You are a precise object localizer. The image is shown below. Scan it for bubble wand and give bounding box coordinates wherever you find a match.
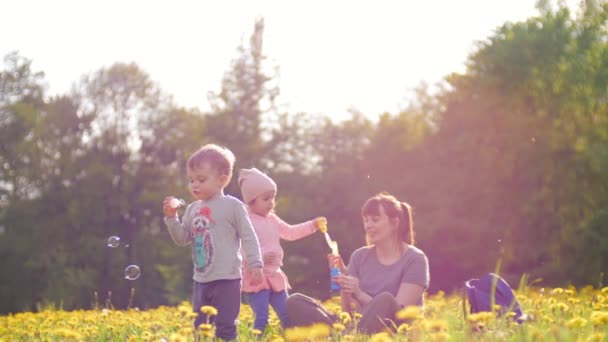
[318,220,341,291]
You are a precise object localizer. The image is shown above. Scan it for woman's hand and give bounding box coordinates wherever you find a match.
[327,254,347,274]
[334,274,361,297]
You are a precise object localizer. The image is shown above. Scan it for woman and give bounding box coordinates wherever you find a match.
[285,192,430,334]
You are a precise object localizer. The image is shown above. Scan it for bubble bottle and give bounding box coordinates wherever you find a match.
[328,240,341,292]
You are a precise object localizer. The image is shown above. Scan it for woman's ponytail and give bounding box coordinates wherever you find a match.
[400,202,415,245]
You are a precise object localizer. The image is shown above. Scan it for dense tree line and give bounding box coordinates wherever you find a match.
[1,2,606,313]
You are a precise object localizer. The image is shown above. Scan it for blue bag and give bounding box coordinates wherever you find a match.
[464,273,526,323]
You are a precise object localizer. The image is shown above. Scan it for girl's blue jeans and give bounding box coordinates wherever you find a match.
[246,289,289,332]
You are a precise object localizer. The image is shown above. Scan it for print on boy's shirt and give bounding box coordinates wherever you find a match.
[192,207,215,273]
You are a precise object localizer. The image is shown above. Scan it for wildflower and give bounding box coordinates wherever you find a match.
[252,329,262,336]
[429,332,450,342]
[600,287,608,295]
[339,311,352,325]
[169,332,187,342]
[332,323,346,332]
[200,305,218,316]
[177,305,190,316]
[567,297,581,305]
[467,312,495,324]
[424,319,449,332]
[551,302,570,312]
[186,312,198,319]
[396,305,422,321]
[587,333,606,342]
[369,331,394,342]
[397,323,410,334]
[590,311,608,326]
[551,288,564,295]
[565,317,587,328]
[342,335,356,341]
[198,323,213,332]
[284,323,330,342]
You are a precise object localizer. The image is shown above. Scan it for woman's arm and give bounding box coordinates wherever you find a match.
[394,283,425,308]
[335,274,374,307]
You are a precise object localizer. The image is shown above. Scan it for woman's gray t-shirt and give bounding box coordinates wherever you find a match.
[347,245,430,305]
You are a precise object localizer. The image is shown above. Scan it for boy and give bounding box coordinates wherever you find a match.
[163,144,263,341]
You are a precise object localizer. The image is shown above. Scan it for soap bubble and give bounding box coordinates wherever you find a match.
[124,265,141,280]
[169,198,186,208]
[107,236,120,248]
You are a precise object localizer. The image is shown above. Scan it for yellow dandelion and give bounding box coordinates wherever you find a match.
[353,312,363,319]
[186,312,198,319]
[551,302,570,312]
[565,317,587,329]
[551,287,564,295]
[284,326,311,342]
[169,332,187,342]
[343,335,356,341]
[369,331,394,342]
[177,305,190,316]
[200,305,218,316]
[269,337,285,342]
[396,305,422,321]
[590,311,608,326]
[424,319,449,332]
[587,333,606,342]
[198,323,213,332]
[252,329,262,336]
[339,311,352,325]
[397,323,410,334]
[600,287,608,295]
[284,323,331,341]
[429,332,450,342]
[467,311,495,324]
[332,323,346,332]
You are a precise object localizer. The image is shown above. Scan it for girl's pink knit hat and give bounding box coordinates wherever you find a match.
[238,168,277,204]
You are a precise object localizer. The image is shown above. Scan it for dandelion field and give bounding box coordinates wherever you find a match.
[2,285,608,342]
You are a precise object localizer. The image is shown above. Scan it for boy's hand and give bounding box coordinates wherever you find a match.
[249,268,263,286]
[315,217,328,233]
[163,196,178,218]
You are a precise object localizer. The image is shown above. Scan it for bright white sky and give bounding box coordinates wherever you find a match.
[0,0,573,120]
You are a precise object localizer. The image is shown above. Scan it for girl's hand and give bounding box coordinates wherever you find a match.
[327,254,347,275]
[249,268,264,286]
[163,196,178,218]
[315,217,328,233]
[334,274,361,297]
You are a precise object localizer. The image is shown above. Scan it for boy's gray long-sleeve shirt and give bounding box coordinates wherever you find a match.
[164,193,262,283]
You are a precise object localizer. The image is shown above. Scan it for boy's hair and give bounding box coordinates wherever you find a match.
[187,144,235,181]
[361,192,415,245]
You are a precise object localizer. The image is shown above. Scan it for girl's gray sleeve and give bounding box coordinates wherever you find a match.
[163,205,192,246]
[234,202,262,269]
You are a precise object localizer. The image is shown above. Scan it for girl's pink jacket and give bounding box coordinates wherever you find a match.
[242,210,317,293]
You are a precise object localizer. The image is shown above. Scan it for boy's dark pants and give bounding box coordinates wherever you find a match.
[193,279,241,341]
